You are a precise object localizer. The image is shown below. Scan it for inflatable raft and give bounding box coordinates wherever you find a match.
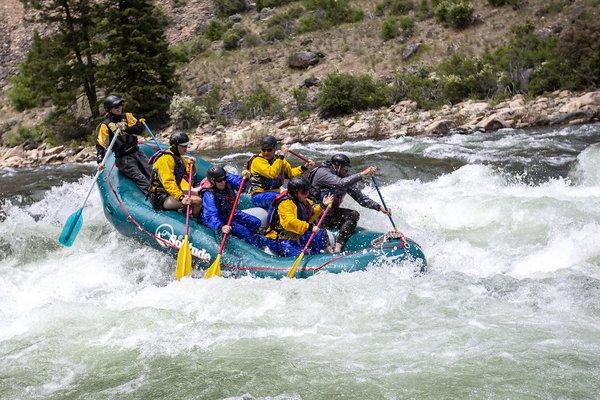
[96,142,427,278]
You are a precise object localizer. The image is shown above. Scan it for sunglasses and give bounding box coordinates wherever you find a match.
[297,189,309,195]
[262,148,274,152]
[214,177,226,183]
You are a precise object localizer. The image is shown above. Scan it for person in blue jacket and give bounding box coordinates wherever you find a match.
[200,166,265,248]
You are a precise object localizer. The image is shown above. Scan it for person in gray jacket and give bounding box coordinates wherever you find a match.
[308,154,391,253]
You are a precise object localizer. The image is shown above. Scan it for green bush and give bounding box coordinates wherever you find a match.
[256,0,296,10]
[434,1,473,29]
[240,85,282,119]
[1,124,47,147]
[381,17,399,41]
[391,68,447,109]
[417,0,432,19]
[7,76,41,111]
[291,87,310,112]
[189,36,211,55]
[437,54,497,103]
[213,0,248,17]
[399,15,415,35]
[317,72,390,117]
[267,5,304,27]
[170,42,191,63]
[299,0,364,32]
[376,0,414,15]
[222,27,246,50]
[204,19,227,41]
[262,25,287,41]
[168,94,209,128]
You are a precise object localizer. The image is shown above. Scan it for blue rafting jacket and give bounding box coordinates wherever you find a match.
[201,173,244,230]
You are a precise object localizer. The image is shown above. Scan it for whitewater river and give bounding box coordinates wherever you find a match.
[1,124,599,399]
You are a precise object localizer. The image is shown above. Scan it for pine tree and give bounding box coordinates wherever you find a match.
[19,0,101,117]
[99,0,178,120]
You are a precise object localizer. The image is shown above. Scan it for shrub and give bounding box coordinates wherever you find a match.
[222,27,246,50]
[399,15,415,36]
[299,0,364,32]
[376,0,414,15]
[297,14,320,33]
[189,36,211,55]
[204,19,227,41]
[240,85,282,119]
[417,0,432,19]
[1,124,47,147]
[256,0,296,10]
[434,0,473,29]
[267,5,304,28]
[213,0,248,17]
[381,17,399,41]
[291,87,310,112]
[391,68,447,109]
[168,94,209,128]
[262,25,287,41]
[437,54,497,103]
[7,77,40,111]
[317,72,390,117]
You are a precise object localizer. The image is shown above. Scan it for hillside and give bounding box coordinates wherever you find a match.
[0,0,599,167]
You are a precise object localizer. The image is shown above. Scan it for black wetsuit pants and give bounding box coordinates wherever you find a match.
[322,207,360,247]
[115,151,152,196]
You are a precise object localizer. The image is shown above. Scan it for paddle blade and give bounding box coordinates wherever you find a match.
[176,235,192,281]
[287,252,305,279]
[58,208,83,247]
[204,253,221,279]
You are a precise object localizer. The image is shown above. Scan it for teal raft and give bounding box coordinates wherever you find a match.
[96,142,427,278]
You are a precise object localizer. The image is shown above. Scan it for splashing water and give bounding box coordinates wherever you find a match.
[1,124,599,399]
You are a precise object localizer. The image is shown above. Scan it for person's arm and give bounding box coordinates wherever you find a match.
[251,156,284,179]
[347,185,380,210]
[124,113,144,136]
[226,172,243,190]
[314,168,363,190]
[278,200,310,236]
[202,192,225,231]
[308,201,323,223]
[285,160,305,178]
[154,156,184,200]
[96,123,110,163]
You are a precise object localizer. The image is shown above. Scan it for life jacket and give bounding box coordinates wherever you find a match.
[98,113,139,158]
[246,154,285,194]
[148,148,189,195]
[199,177,236,220]
[266,191,314,241]
[307,162,345,207]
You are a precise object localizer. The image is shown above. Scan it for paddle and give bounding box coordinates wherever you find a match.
[288,149,310,163]
[204,175,248,279]
[58,130,120,247]
[141,121,164,148]
[287,203,332,279]
[371,176,409,248]
[175,164,195,280]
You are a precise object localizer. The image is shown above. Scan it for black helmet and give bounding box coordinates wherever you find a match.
[331,154,350,167]
[103,95,124,111]
[207,166,227,184]
[169,132,190,147]
[261,135,278,150]
[287,177,311,197]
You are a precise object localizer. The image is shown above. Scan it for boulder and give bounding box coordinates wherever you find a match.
[276,119,291,129]
[402,43,421,61]
[476,114,510,131]
[559,91,600,114]
[288,51,321,69]
[347,122,369,134]
[459,101,490,116]
[45,145,65,157]
[1,145,24,161]
[228,14,243,23]
[301,76,320,88]
[426,119,452,135]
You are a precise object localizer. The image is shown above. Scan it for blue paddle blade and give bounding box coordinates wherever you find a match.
[58,208,83,247]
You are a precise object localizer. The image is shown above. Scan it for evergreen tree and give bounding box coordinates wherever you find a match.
[99,0,178,120]
[20,0,101,118]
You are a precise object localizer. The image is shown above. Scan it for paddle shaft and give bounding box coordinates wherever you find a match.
[141,121,163,148]
[288,149,310,163]
[81,130,120,207]
[184,163,194,236]
[301,203,332,254]
[217,176,247,254]
[371,176,397,231]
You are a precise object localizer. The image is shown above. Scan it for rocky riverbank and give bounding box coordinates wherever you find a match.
[1,90,599,169]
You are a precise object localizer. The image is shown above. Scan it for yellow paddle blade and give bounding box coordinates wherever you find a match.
[287,252,305,279]
[204,253,222,279]
[176,235,191,281]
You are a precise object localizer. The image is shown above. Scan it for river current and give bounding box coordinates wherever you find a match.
[1,124,599,399]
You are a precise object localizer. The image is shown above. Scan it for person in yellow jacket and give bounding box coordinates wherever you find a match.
[264,177,334,257]
[96,95,152,195]
[148,132,201,216]
[246,135,314,210]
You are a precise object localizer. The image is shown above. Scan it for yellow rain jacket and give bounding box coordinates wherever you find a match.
[150,149,194,201]
[265,195,323,240]
[247,155,305,194]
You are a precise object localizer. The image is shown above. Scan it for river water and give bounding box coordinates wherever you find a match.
[1,124,599,399]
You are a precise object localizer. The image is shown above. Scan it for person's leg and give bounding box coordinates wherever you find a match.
[305,229,326,254]
[162,196,184,210]
[134,151,152,180]
[230,220,266,248]
[115,153,151,195]
[234,211,261,233]
[277,239,303,257]
[321,207,359,252]
[251,191,278,210]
